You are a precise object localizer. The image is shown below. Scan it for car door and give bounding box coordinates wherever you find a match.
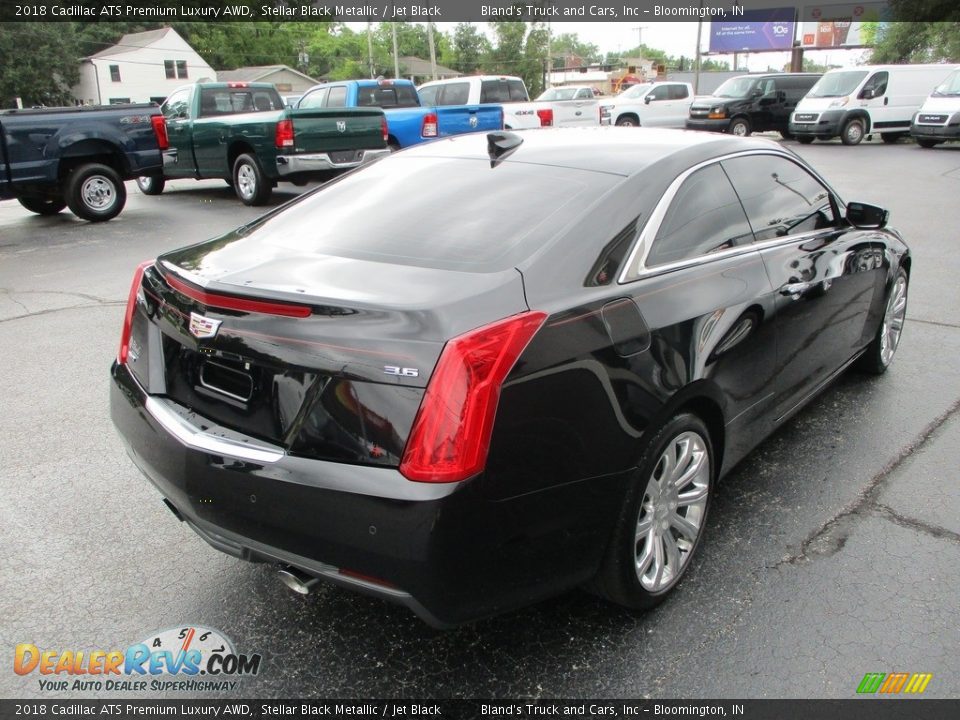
[639,84,674,126]
[722,153,889,422]
[857,71,891,127]
[665,84,692,127]
[160,88,195,179]
[619,161,780,468]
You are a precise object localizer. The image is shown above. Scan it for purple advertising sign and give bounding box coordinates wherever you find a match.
[709,8,797,53]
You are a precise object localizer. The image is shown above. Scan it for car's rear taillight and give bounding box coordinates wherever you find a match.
[275,118,294,148]
[381,116,389,144]
[118,260,154,364]
[400,311,547,483]
[150,115,169,151]
[536,108,553,127]
[421,112,438,138]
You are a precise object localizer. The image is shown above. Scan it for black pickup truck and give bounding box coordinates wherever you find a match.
[0,104,166,221]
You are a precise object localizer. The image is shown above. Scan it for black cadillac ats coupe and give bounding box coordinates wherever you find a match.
[111,127,910,626]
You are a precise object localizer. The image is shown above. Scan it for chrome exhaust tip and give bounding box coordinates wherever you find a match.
[277,567,320,595]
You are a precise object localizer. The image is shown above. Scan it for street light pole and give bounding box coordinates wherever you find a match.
[391,17,400,79]
[366,21,375,79]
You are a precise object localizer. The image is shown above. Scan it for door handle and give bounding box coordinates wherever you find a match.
[884,97,889,105]
[780,282,814,297]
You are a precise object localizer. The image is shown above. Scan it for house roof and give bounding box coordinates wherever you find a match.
[216,65,319,85]
[397,56,461,78]
[89,28,173,58]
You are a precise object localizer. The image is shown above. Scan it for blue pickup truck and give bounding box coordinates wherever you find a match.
[0,104,166,221]
[296,79,503,150]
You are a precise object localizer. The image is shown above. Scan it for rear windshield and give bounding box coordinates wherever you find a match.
[357,84,419,108]
[247,156,618,273]
[807,71,869,98]
[198,88,283,116]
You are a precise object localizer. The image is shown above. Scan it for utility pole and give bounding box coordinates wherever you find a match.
[694,11,703,94]
[366,21,375,79]
[391,18,400,79]
[632,25,648,54]
[427,20,437,80]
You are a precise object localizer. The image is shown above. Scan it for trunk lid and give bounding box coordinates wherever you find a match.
[435,105,504,136]
[286,107,386,155]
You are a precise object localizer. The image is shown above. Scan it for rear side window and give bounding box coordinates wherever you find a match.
[480,79,528,103]
[645,163,754,268]
[439,82,470,106]
[722,155,835,242]
[668,85,689,100]
[327,86,348,108]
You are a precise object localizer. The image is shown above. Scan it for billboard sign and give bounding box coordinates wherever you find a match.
[800,3,888,47]
[709,8,797,53]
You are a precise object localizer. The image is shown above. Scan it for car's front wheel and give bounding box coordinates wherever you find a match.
[857,267,908,375]
[917,138,940,149]
[841,118,865,145]
[615,115,639,127]
[728,117,751,137]
[593,413,713,610]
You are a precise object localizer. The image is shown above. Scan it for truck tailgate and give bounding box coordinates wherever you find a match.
[436,105,504,137]
[288,107,386,154]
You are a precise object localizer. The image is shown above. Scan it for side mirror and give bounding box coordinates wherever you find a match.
[847,201,889,229]
[644,95,652,104]
[862,88,876,100]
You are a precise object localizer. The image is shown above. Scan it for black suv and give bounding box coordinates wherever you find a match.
[686,73,821,137]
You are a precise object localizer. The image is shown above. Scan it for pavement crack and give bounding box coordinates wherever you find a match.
[873,503,960,544]
[0,301,124,324]
[909,317,960,330]
[772,395,960,568]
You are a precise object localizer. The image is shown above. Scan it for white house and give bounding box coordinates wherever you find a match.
[72,27,216,106]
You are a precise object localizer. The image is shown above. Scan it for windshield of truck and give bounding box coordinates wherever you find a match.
[932,70,960,97]
[537,88,580,101]
[806,71,869,98]
[713,77,758,99]
[620,84,653,99]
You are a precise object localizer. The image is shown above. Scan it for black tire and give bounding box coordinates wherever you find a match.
[136,175,165,195]
[232,153,272,206]
[224,178,235,188]
[64,162,126,222]
[592,413,714,611]
[841,118,865,145]
[17,195,66,216]
[881,132,905,144]
[917,138,940,149]
[856,268,908,375]
[796,136,815,144]
[615,115,639,127]
[727,117,751,137]
[779,130,794,140]
[387,141,401,153]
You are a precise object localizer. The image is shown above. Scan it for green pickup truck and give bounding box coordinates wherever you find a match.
[139,82,389,205]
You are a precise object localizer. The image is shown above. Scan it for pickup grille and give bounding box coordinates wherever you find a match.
[917,114,948,125]
[793,113,818,123]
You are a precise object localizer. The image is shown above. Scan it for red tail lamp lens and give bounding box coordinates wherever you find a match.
[118,260,154,364]
[400,311,547,483]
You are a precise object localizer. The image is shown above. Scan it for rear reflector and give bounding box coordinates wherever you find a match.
[421,112,438,138]
[118,260,154,364]
[400,311,547,483]
[163,273,312,319]
[150,115,169,151]
[536,108,553,127]
[275,118,294,148]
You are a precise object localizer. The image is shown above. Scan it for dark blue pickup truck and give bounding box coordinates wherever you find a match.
[0,104,166,221]
[296,79,503,150]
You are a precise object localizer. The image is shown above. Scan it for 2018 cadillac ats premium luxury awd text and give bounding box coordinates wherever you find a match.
[111,128,910,626]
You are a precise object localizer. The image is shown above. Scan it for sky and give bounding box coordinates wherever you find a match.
[346,21,869,71]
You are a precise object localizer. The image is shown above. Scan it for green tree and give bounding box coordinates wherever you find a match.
[550,32,602,67]
[868,21,960,63]
[450,23,491,73]
[0,23,80,106]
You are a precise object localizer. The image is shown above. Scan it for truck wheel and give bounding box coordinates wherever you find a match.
[727,117,751,137]
[917,138,940,149]
[136,175,165,195]
[65,163,126,222]
[796,136,815,144]
[615,115,639,127]
[841,118,865,145]
[17,195,67,216]
[232,153,272,206]
[881,132,905,144]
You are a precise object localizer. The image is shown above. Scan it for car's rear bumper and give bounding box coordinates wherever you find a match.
[110,362,625,625]
[275,148,389,176]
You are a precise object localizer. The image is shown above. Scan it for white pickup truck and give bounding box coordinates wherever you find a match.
[604,81,695,128]
[417,75,604,130]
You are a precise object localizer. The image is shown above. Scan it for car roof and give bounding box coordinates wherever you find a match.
[402,127,785,177]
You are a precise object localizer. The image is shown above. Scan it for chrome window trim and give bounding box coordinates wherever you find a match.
[618,149,843,284]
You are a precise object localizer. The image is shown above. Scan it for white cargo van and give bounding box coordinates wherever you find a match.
[911,68,960,148]
[789,64,960,145]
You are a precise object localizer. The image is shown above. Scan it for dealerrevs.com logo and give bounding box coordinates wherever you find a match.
[14,626,262,693]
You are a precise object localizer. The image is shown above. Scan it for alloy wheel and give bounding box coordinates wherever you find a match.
[880,275,908,367]
[237,164,257,200]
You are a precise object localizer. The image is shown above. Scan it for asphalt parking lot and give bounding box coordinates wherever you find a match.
[2,138,959,700]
